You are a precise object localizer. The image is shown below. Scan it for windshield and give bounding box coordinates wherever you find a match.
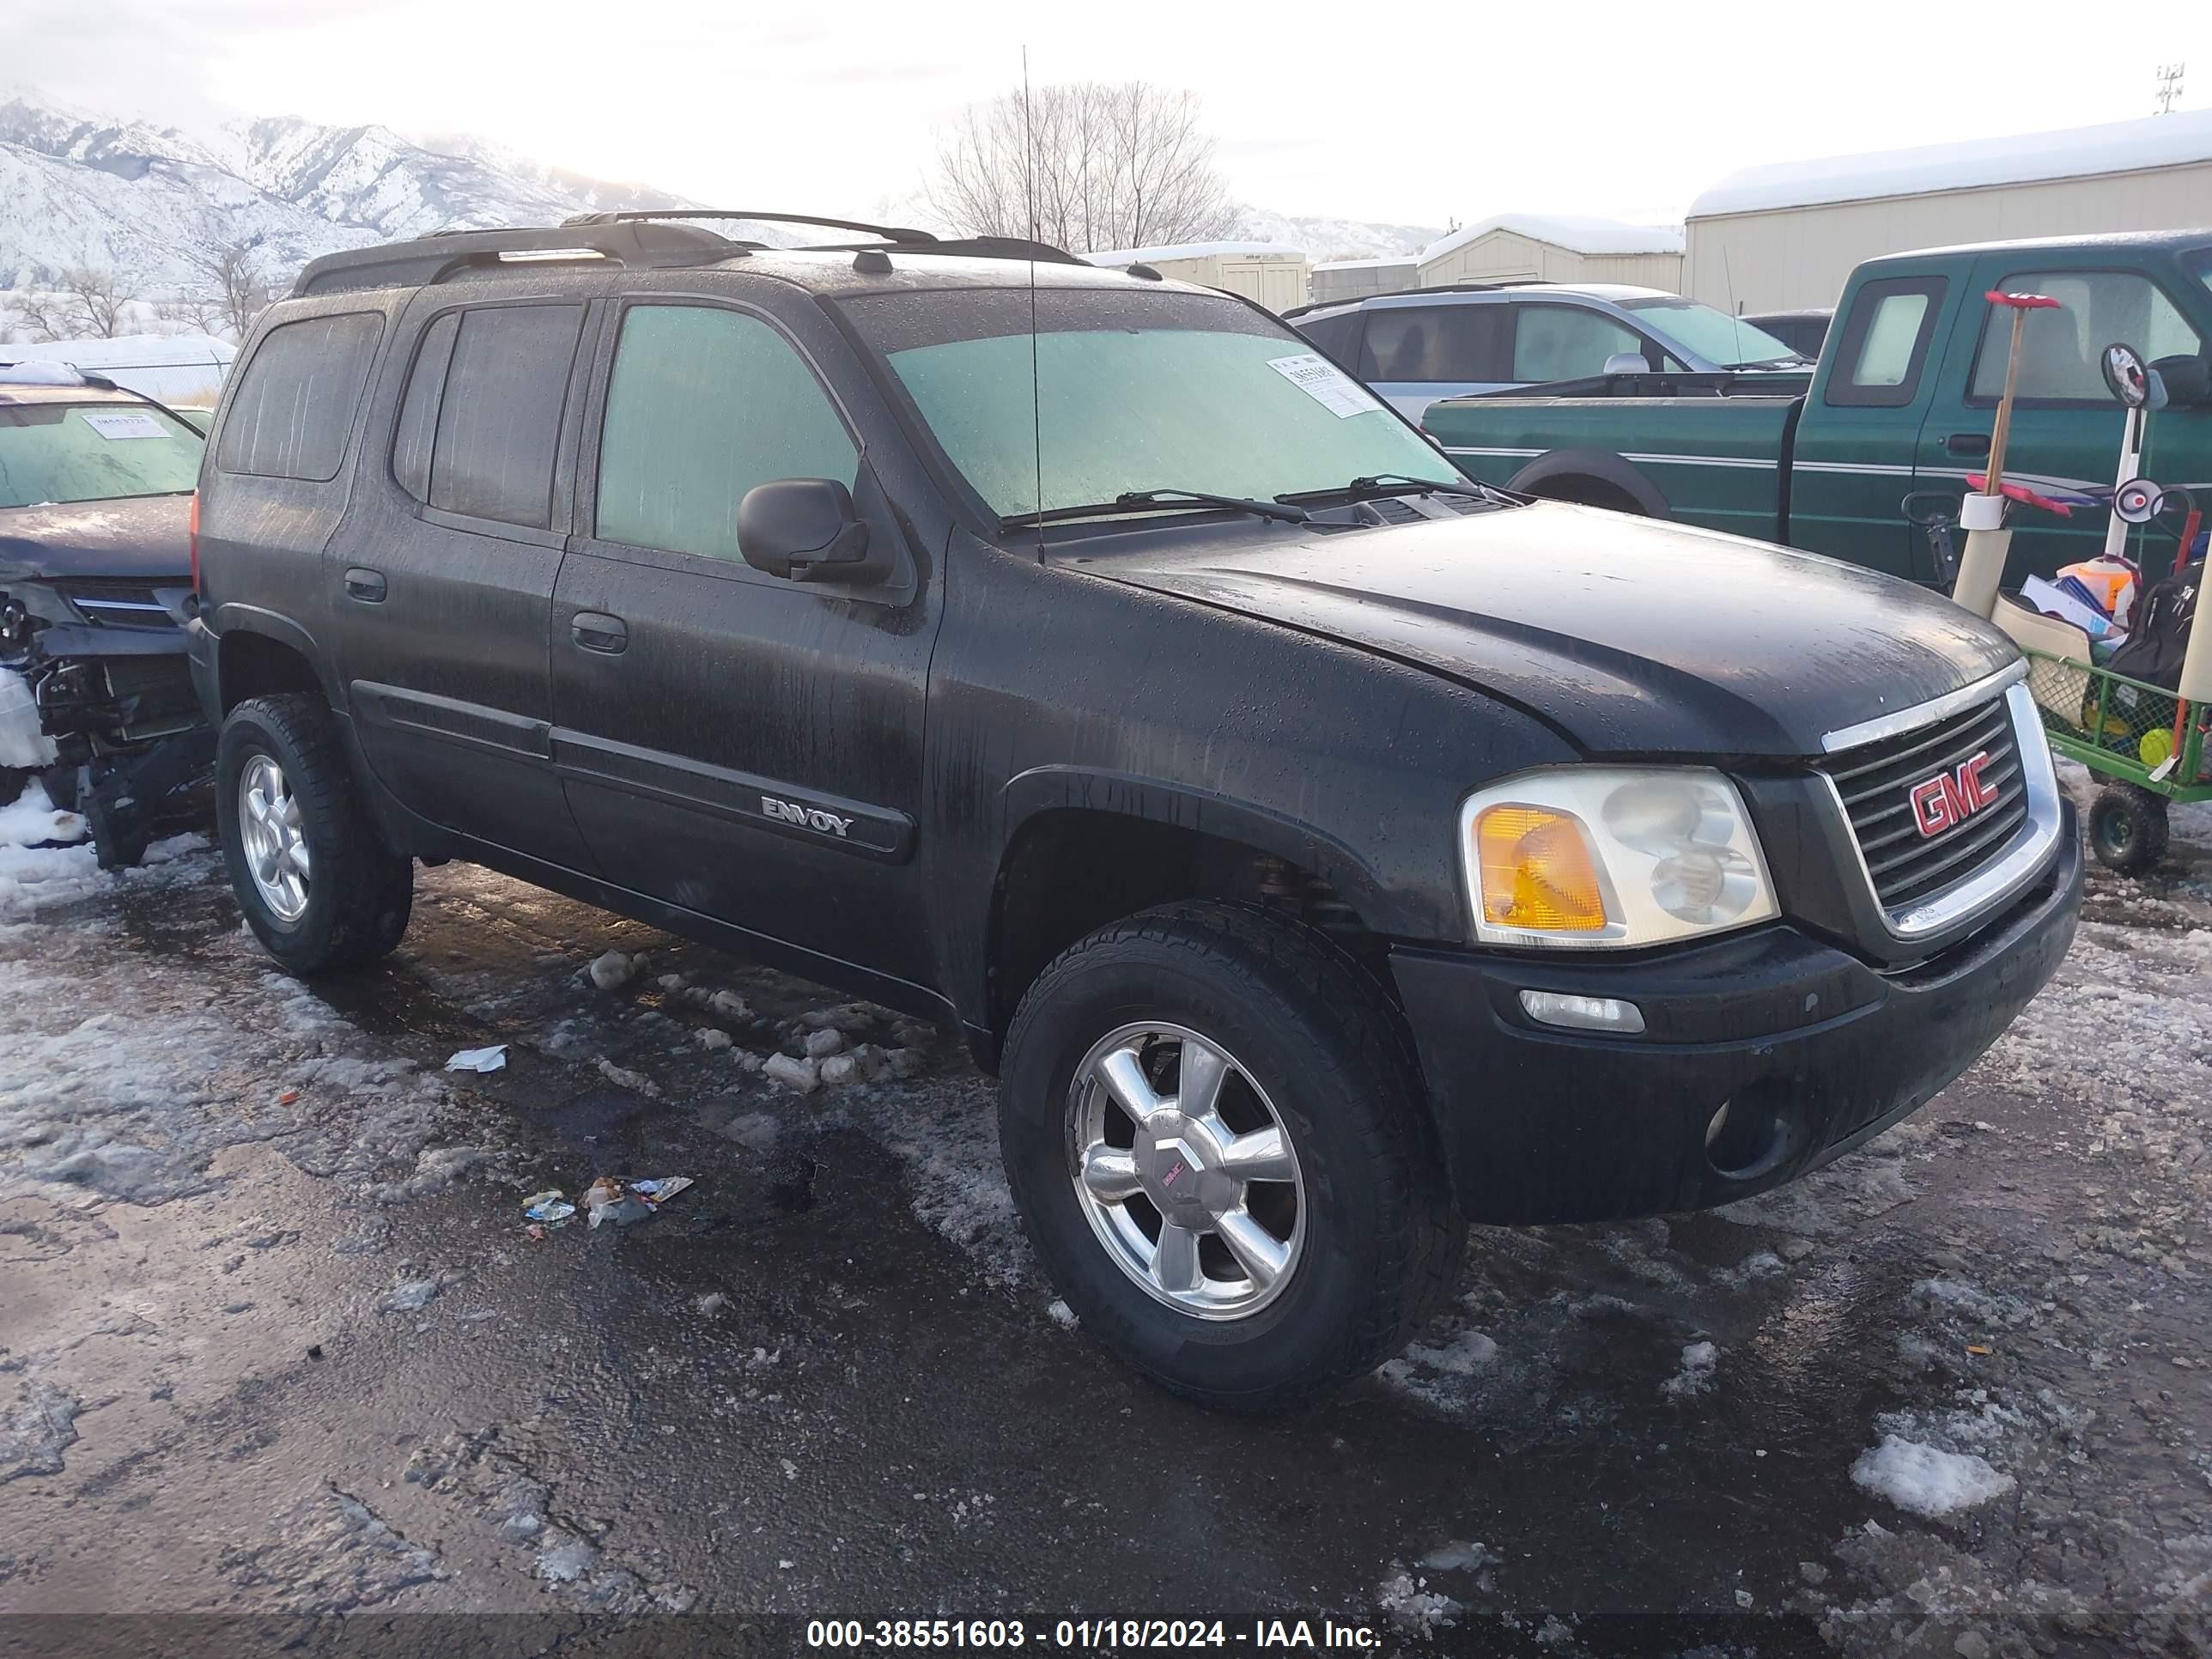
[1618,298,1803,368]
[842,288,1464,520]
[0,402,204,509]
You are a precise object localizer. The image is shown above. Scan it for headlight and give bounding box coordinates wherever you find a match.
[1460,768,1778,949]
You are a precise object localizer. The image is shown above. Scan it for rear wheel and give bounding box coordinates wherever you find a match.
[2087,782,2168,875]
[216,694,412,974]
[1000,902,1462,1412]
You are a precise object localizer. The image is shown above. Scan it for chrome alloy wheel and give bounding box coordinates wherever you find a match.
[1066,1022,1306,1320]
[238,754,311,922]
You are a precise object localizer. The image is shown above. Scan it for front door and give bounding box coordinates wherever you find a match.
[1931,258,2212,586]
[549,296,941,993]
[327,294,599,870]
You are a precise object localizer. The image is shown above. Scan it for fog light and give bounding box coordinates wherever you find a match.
[1518,988,1645,1035]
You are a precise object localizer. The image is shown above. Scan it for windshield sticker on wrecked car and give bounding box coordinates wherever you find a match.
[79,411,169,441]
[1266,352,1385,419]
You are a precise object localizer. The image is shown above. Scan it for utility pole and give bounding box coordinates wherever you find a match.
[2155,63,2185,115]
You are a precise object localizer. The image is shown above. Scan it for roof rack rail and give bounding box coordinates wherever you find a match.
[564,209,940,244]
[292,220,739,297]
[562,211,1087,266]
[1284,278,1562,319]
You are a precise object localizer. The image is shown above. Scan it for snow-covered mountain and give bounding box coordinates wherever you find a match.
[0,92,700,296]
[1231,209,1441,263]
[0,90,1444,306]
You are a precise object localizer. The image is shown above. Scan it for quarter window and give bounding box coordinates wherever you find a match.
[1510,306,1644,383]
[216,312,381,482]
[1824,276,1948,408]
[595,305,857,562]
[426,304,583,528]
[1970,270,2203,402]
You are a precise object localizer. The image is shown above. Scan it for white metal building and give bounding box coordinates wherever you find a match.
[1685,108,2212,313]
[1083,241,1311,312]
[1414,215,1684,291]
[1309,256,1419,307]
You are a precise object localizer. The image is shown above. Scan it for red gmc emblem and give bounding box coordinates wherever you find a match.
[1909,751,1999,838]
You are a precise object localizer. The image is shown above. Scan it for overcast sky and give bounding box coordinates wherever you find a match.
[10,0,2211,229]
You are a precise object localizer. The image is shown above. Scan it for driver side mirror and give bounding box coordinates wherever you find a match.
[2151,354,2212,408]
[736,477,886,583]
[1601,352,1648,377]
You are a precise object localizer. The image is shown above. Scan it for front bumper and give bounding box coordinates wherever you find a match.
[1390,808,2081,1224]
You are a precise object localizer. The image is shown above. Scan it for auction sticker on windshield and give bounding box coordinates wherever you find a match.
[80,411,168,441]
[1267,351,1383,418]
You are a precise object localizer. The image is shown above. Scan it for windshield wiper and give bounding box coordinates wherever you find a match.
[1278,472,1516,509]
[1007,488,1310,530]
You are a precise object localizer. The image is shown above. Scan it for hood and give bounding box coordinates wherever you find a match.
[0,495,192,583]
[1077,503,2019,757]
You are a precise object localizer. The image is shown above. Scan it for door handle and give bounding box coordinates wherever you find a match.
[343,567,387,603]
[1944,432,1991,458]
[570,611,628,654]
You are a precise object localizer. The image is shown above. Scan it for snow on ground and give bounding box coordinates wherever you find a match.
[1850,1437,2015,1520]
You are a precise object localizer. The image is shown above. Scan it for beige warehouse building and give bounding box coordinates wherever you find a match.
[1685,108,2212,314]
[1083,241,1311,312]
[1413,214,1684,290]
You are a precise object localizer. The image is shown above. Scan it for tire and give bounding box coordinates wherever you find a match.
[2087,782,2168,876]
[1000,902,1462,1412]
[216,693,412,974]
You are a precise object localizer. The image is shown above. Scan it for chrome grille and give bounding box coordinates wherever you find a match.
[60,580,180,629]
[1825,696,2028,912]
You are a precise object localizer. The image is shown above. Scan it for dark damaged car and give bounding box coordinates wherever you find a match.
[187,216,2082,1409]
[0,367,212,864]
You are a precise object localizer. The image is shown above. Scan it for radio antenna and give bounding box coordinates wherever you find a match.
[1024,46,1043,562]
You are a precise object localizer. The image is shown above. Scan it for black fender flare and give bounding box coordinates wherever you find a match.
[1504,448,1671,518]
[208,603,345,711]
[995,765,1428,939]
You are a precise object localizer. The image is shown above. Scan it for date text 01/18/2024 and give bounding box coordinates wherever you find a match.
[804,1619,1382,1650]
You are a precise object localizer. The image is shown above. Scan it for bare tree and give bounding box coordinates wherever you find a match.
[927,82,1238,255]
[180,237,272,339]
[55,267,139,338]
[10,288,80,343]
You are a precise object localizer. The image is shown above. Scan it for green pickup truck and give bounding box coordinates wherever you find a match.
[1423,231,2212,586]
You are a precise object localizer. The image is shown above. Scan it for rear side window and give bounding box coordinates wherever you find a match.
[1297,310,1364,372]
[391,312,459,501]
[428,304,584,527]
[1968,270,2203,403]
[1825,277,1947,407]
[1510,305,1644,383]
[216,312,381,481]
[1358,305,1509,383]
[595,304,856,562]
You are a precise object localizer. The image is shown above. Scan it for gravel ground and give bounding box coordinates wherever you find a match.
[0,771,2207,1656]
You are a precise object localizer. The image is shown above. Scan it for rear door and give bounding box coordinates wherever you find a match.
[325,290,599,869]
[1935,258,2210,584]
[549,290,942,991]
[1358,301,1513,418]
[1790,271,1958,578]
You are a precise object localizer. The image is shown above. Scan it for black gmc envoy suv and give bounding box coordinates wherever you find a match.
[187,213,2082,1409]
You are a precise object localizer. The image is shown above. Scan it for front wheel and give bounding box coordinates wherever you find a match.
[216,694,413,974]
[2087,782,2168,875]
[1000,903,1462,1412]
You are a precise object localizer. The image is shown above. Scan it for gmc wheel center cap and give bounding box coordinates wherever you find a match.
[1136,1112,1231,1225]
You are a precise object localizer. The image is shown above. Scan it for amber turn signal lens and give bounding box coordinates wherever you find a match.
[1475,806,1609,932]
